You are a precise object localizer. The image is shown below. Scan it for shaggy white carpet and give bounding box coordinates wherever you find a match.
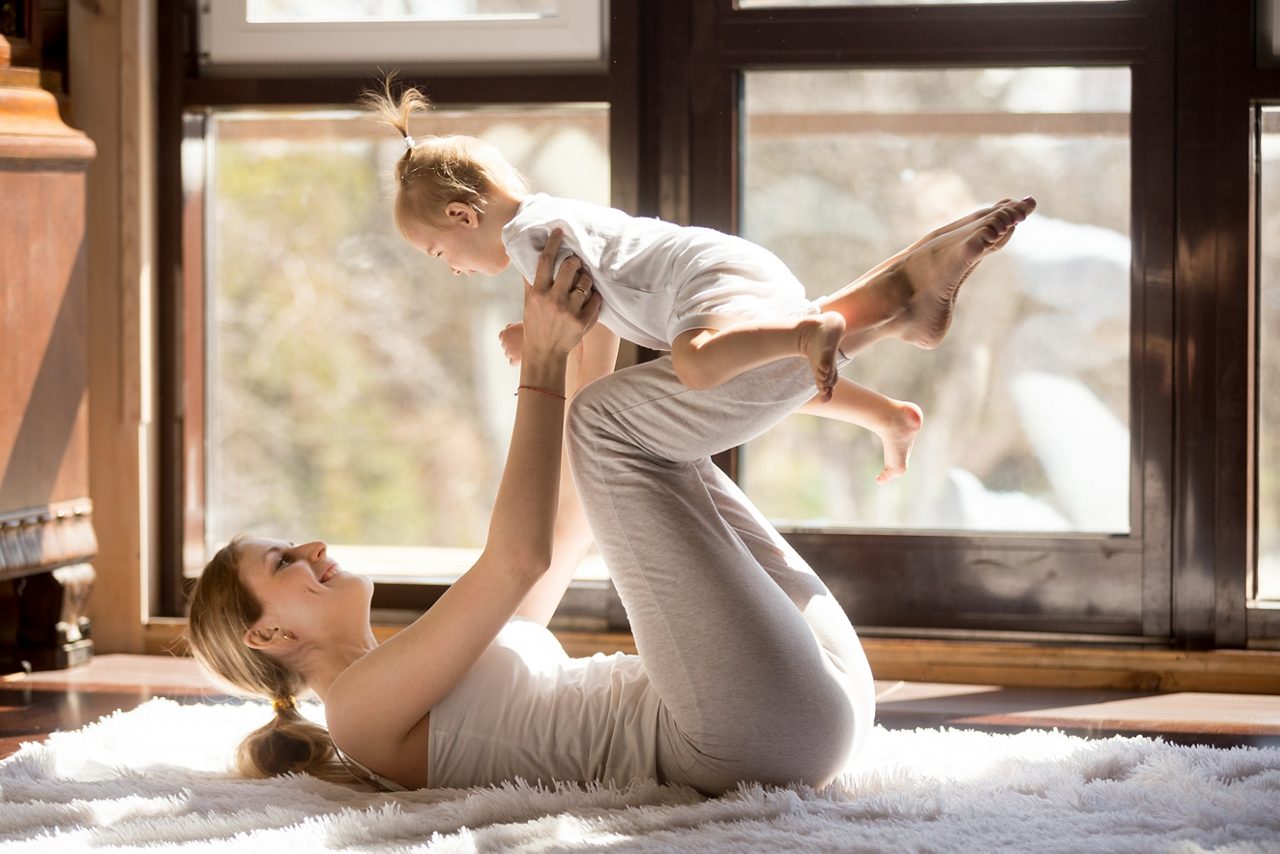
[1,699,1278,852]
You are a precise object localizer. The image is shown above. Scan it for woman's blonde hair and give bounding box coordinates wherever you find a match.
[185,536,357,786]
[362,75,529,235]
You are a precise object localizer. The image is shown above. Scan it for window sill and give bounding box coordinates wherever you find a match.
[143,619,1280,694]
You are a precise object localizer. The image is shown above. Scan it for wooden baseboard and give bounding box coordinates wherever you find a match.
[863,638,1280,694]
[142,620,1280,694]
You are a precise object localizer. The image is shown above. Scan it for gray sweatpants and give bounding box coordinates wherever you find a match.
[566,355,876,795]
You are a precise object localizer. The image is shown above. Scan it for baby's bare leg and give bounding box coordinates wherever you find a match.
[819,197,1036,358]
[671,312,846,400]
[799,376,923,484]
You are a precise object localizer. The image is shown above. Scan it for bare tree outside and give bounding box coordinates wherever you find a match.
[741,67,1131,534]
[202,106,608,575]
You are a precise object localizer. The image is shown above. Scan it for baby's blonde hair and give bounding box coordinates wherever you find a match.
[185,536,357,786]
[362,75,529,236]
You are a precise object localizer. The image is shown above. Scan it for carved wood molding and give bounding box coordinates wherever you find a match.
[0,32,92,162]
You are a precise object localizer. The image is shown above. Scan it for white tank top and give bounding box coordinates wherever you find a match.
[426,619,663,789]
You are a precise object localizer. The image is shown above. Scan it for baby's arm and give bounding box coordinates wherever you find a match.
[499,321,524,365]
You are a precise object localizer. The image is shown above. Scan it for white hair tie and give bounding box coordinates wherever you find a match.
[404,134,416,150]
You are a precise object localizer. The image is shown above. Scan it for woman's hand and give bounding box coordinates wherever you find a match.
[520,229,601,361]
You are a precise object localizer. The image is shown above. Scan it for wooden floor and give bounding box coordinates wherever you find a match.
[3,654,1280,761]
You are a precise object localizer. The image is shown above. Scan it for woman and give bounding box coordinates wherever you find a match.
[187,202,1028,793]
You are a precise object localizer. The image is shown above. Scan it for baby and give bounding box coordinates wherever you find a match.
[367,81,1035,483]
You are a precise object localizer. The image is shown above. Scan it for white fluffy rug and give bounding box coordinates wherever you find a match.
[1,699,1279,852]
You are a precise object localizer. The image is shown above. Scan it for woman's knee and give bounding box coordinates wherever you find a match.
[765,691,858,779]
[668,689,862,790]
[665,732,857,794]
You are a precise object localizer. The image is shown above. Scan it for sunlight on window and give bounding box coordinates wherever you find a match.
[197,106,608,576]
[1257,106,1280,601]
[738,0,1116,6]
[247,0,558,23]
[741,67,1131,534]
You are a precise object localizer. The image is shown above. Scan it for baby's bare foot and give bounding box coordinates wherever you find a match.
[875,400,923,484]
[798,312,846,402]
[894,196,1036,349]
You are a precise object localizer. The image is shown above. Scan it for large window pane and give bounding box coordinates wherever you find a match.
[738,0,1118,6]
[1258,106,1280,601]
[202,1,604,68]
[200,106,609,577]
[247,0,559,23]
[741,67,1130,533]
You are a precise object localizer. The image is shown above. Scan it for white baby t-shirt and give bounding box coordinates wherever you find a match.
[501,194,814,351]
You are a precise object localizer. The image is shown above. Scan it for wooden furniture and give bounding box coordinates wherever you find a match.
[0,32,97,671]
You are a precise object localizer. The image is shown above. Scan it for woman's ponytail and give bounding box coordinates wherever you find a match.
[236,699,345,782]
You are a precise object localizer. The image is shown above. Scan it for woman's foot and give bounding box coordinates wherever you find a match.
[875,400,924,484]
[829,197,1036,356]
[893,197,1036,349]
[797,312,847,402]
[841,198,1013,290]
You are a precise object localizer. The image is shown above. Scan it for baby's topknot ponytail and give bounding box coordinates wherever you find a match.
[362,73,530,234]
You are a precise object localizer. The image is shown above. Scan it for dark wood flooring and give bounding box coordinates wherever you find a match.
[3,655,1279,761]
[0,654,228,759]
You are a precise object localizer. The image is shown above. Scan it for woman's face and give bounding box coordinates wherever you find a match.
[235,537,373,644]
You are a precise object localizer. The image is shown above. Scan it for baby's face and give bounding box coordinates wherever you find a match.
[406,214,510,278]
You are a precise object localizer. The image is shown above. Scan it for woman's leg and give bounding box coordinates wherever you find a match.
[566,355,875,794]
[820,196,1036,356]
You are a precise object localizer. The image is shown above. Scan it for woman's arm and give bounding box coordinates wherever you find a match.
[327,231,601,743]
[514,321,620,625]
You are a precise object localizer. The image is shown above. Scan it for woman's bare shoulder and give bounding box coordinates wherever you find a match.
[327,683,431,790]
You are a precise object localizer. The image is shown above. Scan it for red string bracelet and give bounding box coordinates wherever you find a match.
[515,385,566,401]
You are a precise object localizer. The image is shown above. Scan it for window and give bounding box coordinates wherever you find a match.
[160,0,620,616]
[247,1,561,21]
[1258,105,1280,602]
[676,0,1174,638]
[192,105,610,582]
[198,0,607,69]
[162,1,1274,646]
[740,67,1131,534]
[738,0,1116,5]
[1262,0,1280,65]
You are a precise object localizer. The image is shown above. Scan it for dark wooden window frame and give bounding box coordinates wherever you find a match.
[654,0,1177,643]
[1171,0,1280,646]
[156,1,643,625]
[157,0,1278,648]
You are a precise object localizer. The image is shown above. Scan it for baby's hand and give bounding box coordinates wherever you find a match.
[499,321,524,366]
